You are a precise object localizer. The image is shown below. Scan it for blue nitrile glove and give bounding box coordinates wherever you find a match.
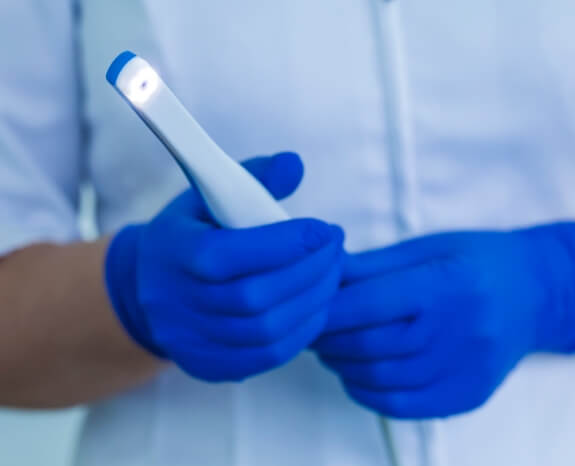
[313,223,575,419]
[105,152,345,382]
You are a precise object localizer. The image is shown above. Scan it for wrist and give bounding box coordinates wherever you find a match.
[105,225,166,358]
[518,223,575,353]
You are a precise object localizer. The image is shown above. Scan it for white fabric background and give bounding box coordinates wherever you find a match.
[0,409,84,466]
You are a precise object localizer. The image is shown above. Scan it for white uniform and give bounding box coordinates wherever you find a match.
[1,1,575,465]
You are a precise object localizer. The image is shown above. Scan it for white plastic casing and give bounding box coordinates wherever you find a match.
[112,55,290,229]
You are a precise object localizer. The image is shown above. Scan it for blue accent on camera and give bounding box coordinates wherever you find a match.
[106,51,137,86]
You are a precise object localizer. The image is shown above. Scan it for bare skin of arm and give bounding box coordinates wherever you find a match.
[0,239,164,409]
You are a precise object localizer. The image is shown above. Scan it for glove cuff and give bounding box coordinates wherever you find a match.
[519,223,575,353]
[105,225,166,358]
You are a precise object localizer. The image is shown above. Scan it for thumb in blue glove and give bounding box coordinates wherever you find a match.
[313,223,575,418]
[106,152,346,382]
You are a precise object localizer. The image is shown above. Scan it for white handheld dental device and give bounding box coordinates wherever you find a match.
[106,51,290,229]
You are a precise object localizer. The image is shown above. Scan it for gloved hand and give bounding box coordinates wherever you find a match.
[106,152,345,382]
[313,224,575,418]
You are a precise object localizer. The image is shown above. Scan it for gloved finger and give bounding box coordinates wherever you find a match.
[343,232,467,284]
[319,340,446,391]
[344,370,493,419]
[173,309,328,382]
[185,264,341,346]
[312,315,435,360]
[181,219,344,282]
[183,229,344,315]
[323,264,440,334]
[241,152,304,200]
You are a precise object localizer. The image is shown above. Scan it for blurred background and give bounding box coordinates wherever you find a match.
[0,409,84,465]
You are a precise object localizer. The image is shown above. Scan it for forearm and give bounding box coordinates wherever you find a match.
[0,239,163,409]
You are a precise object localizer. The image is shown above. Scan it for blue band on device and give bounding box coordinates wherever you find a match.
[106,51,136,86]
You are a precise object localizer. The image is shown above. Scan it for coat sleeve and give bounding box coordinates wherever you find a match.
[0,0,83,256]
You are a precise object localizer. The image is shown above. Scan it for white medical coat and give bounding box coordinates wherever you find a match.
[1,1,575,465]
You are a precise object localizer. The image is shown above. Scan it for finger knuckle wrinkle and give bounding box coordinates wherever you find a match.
[189,236,222,280]
[235,281,267,313]
[298,220,332,253]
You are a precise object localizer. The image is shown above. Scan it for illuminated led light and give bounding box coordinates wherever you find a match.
[125,67,160,105]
